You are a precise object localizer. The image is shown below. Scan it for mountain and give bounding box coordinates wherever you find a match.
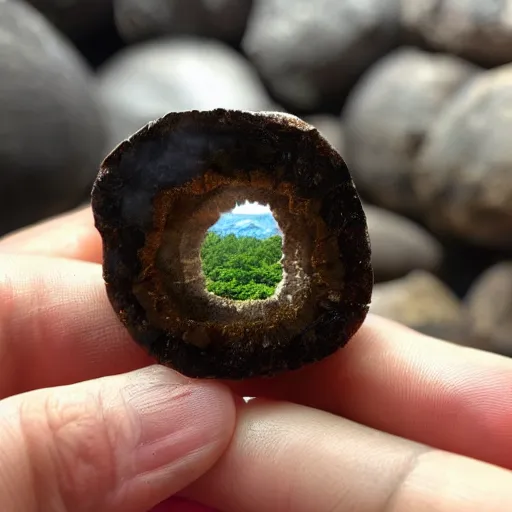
[208,212,281,239]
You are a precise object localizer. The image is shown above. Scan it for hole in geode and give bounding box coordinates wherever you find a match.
[150,185,312,324]
[200,200,284,301]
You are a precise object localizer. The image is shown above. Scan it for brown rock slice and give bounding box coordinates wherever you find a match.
[91,109,373,380]
[305,115,345,155]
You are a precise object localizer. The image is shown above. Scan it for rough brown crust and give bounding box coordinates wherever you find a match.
[91,109,373,379]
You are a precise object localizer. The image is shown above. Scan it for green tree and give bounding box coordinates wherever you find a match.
[200,232,283,300]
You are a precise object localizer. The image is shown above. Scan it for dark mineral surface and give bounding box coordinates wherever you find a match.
[92,109,373,379]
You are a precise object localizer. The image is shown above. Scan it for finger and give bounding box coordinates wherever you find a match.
[0,254,154,398]
[0,365,236,512]
[151,496,216,511]
[3,254,512,473]
[184,398,512,512]
[0,206,102,263]
[226,316,512,470]
[4,207,503,469]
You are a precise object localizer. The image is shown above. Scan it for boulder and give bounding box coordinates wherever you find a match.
[27,0,113,41]
[402,0,512,67]
[414,64,512,250]
[344,47,477,216]
[0,0,108,235]
[114,0,253,45]
[364,204,443,282]
[97,38,277,149]
[465,262,512,357]
[242,0,400,111]
[371,270,467,343]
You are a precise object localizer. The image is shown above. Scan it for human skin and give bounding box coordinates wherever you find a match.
[0,206,512,511]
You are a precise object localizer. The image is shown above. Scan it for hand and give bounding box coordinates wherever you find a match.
[2,207,512,512]
[0,208,235,512]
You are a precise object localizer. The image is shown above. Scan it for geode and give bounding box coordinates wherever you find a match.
[92,109,373,379]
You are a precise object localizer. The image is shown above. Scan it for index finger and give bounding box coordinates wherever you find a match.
[0,254,154,398]
[185,398,512,512]
[2,254,512,472]
[0,205,102,263]
[228,315,512,470]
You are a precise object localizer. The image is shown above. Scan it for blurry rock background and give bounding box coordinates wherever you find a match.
[0,0,510,354]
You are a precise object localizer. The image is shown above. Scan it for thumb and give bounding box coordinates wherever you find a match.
[0,365,236,512]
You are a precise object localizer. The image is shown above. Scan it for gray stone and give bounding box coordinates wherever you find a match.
[344,47,477,216]
[364,204,443,282]
[0,0,108,236]
[114,0,253,45]
[371,270,467,343]
[27,0,113,40]
[414,64,512,250]
[465,262,512,356]
[242,0,400,111]
[97,38,277,149]
[402,0,512,66]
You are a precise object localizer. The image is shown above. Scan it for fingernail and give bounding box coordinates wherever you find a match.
[123,366,232,476]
